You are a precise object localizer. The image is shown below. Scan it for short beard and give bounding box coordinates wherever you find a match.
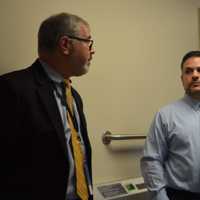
[186,88,200,100]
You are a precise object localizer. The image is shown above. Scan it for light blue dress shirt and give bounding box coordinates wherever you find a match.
[40,60,92,200]
[141,95,200,200]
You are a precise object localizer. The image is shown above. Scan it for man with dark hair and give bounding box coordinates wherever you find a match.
[0,12,95,200]
[141,51,200,200]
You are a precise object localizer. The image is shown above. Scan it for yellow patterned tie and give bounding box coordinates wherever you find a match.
[64,79,89,200]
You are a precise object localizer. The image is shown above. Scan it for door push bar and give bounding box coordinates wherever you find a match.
[102,131,146,145]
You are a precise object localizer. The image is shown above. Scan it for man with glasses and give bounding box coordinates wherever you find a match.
[0,12,95,200]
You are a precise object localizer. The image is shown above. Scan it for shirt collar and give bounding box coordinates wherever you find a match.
[39,59,64,84]
[184,94,200,111]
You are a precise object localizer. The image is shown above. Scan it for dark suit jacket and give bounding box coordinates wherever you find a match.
[0,60,92,200]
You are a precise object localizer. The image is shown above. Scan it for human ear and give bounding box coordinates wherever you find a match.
[58,36,71,55]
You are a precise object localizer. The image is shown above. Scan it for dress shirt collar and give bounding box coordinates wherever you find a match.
[39,59,64,84]
[184,94,200,111]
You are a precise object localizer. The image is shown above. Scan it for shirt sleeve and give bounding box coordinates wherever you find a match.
[140,111,169,200]
[150,188,169,200]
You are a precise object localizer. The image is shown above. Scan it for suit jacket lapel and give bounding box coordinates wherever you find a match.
[31,60,67,156]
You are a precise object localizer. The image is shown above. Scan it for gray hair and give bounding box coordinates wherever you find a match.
[38,12,89,53]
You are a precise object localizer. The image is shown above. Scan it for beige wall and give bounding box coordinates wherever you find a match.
[0,0,199,185]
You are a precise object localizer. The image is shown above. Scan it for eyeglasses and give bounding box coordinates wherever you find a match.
[66,35,94,50]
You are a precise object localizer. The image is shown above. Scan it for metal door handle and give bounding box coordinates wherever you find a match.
[102,131,146,145]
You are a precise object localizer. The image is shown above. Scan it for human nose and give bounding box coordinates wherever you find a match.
[192,69,200,81]
[90,46,95,55]
[90,48,95,55]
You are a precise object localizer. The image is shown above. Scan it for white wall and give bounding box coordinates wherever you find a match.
[0,0,199,185]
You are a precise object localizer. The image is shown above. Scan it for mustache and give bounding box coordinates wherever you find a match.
[188,81,200,87]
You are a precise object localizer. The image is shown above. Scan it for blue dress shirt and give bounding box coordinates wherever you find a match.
[141,95,200,200]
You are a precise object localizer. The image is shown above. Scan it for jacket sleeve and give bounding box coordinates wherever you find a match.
[0,76,21,191]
